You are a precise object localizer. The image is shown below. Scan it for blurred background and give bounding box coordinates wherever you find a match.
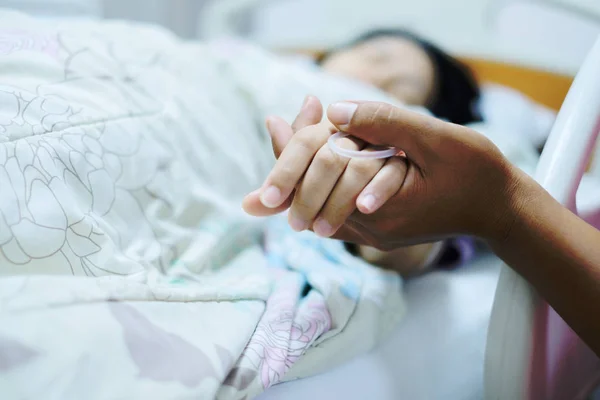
[1,2,600,399]
[2,0,599,75]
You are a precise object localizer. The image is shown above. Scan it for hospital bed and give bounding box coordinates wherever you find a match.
[195,2,600,399]
[4,1,600,398]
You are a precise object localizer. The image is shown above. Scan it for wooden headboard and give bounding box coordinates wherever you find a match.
[459,58,574,111]
[282,49,574,112]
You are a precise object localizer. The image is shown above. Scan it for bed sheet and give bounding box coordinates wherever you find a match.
[257,254,502,400]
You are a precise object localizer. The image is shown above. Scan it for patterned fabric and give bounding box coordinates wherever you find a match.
[0,12,406,400]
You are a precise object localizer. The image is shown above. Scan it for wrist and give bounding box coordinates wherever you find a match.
[485,164,550,247]
[478,161,542,244]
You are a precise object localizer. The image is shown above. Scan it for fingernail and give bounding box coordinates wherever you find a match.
[289,214,308,232]
[260,186,282,208]
[313,218,336,238]
[359,194,378,212]
[329,102,358,126]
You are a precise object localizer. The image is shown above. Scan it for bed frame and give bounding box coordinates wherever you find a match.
[485,36,600,400]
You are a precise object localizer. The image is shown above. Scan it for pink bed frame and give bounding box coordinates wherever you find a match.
[485,36,600,400]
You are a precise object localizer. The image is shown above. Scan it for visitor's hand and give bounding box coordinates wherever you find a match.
[318,100,522,249]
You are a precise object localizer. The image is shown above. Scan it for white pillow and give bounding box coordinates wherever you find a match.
[477,83,556,148]
[466,122,539,176]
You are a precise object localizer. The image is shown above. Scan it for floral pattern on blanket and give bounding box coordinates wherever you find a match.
[0,26,174,276]
[223,268,331,392]
[0,29,59,58]
[0,13,406,400]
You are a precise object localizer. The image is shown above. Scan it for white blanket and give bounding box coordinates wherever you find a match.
[0,12,408,400]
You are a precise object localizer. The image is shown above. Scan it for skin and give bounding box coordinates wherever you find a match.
[245,99,600,356]
[245,96,438,276]
[321,36,437,107]
[321,36,442,275]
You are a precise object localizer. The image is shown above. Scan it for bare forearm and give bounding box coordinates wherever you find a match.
[490,173,600,355]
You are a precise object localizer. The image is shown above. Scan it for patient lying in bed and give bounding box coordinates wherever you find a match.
[314,29,482,276]
[0,12,484,399]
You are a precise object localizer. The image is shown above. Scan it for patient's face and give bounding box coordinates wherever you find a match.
[321,36,436,106]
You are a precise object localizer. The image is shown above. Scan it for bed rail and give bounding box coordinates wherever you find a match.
[485,35,600,400]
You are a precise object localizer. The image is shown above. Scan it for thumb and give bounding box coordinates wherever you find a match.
[327,101,446,164]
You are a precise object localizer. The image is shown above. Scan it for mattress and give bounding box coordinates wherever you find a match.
[257,254,502,400]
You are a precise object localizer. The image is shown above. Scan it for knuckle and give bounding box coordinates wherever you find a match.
[352,103,400,145]
[369,103,395,127]
[291,196,318,218]
[322,201,352,224]
[415,115,441,137]
[294,133,318,152]
[291,197,312,213]
[273,164,297,184]
[362,103,386,130]
[349,160,378,178]
[295,127,328,151]
[315,148,342,170]
[383,104,397,127]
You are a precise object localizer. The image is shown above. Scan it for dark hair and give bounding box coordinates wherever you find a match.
[319,29,482,125]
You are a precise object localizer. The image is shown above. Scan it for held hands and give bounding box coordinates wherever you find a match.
[243,96,408,237]
[243,97,522,250]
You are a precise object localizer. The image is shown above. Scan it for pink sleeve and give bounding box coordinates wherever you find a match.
[434,237,478,270]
